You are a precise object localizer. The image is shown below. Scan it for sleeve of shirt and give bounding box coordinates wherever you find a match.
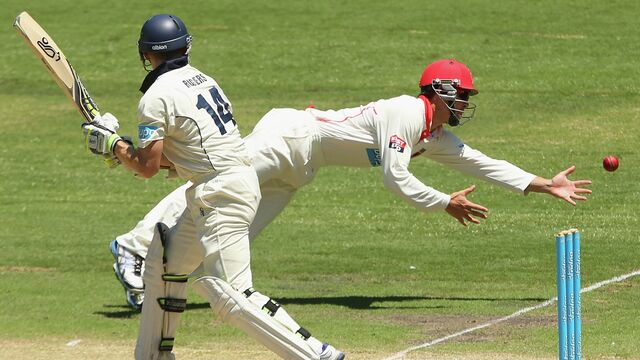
[423,130,536,194]
[136,95,167,148]
[376,103,451,212]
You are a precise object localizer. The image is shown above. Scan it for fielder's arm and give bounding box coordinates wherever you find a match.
[524,166,592,206]
[422,131,591,205]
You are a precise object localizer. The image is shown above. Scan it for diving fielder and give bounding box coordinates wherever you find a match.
[83,14,344,360]
[110,59,593,312]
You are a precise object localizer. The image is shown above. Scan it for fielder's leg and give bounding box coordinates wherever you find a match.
[115,182,190,258]
[110,240,146,309]
[248,180,296,242]
[111,182,190,309]
[245,111,319,242]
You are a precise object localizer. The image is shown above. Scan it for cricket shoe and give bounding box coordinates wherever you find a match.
[110,240,145,291]
[126,288,144,311]
[320,343,345,360]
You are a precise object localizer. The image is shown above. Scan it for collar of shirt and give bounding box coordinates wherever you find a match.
[139,55,190,94]
[417,95,433,141]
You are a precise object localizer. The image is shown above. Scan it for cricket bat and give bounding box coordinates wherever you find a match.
[13,11,100,122]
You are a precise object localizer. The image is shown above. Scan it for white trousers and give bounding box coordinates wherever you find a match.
[115,182,191,258]
[117,109,319,255]
[117,179,295,255]
[135,165,261,359]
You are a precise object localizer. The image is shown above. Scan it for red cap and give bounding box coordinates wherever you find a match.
[419,59,478,95]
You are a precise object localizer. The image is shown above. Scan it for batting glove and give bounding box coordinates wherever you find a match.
[100,136,134,168]
[93,112,120,132]
[102,154,121,168]
[82,122,122,155]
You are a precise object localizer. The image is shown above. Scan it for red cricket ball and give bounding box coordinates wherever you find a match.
[603,155,619,172]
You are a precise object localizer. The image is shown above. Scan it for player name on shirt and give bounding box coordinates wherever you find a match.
[182,73,208,88]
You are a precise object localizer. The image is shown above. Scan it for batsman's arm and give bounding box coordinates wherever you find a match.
[113,139,163,179]
[160,153,174,169]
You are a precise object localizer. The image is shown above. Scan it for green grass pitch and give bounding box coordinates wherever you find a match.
[0,0,639,359]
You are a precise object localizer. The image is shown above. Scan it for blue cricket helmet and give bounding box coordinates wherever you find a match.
[138,14,192,54]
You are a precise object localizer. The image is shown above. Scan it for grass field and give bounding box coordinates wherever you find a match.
[1,0,639,359]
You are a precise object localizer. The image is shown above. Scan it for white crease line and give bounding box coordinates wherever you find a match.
[383,269,640,360]
[66,339,82,347]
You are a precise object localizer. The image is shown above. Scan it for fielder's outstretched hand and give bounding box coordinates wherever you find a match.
[525,166,592,205]
[445,185,489,226]
[546,166,592,205]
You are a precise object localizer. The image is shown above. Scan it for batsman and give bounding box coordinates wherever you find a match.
[83,14,344,360]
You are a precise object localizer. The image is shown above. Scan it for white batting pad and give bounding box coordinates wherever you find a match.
[135,225,187,360]
[192,276,319,360]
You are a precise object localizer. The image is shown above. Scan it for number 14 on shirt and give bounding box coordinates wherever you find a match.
[196,87,236,135]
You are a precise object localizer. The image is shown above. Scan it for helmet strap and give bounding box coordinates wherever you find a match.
[448,113,460,126]
[139,51,152,72]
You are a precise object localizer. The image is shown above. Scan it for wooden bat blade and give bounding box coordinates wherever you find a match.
[13,11,100,122]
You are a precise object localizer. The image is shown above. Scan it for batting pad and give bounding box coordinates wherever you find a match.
[192,276,320,360]
[135,223,187,360]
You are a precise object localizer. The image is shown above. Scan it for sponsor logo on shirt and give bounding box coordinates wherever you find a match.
[366,148,381,167]
[138,125,158,141]
[388,135,407,153]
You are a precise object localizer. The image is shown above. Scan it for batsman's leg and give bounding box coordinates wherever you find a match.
[135,211,202,360]
[187,181,296,278]
[194,170,343,360]
[242,287,344,360]
[193,276,320,359]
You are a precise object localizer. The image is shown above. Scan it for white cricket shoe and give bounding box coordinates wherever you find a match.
[320,343,345,360]
[126,289,145,311]
[110,240,145,290]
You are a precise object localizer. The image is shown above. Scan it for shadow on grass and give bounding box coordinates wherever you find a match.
[95,304,140,318]
[275,295,548,309]
[96,294,549,318]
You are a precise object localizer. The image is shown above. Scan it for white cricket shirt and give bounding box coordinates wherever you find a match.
[303,95,535,212]
[137,62,250,181]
